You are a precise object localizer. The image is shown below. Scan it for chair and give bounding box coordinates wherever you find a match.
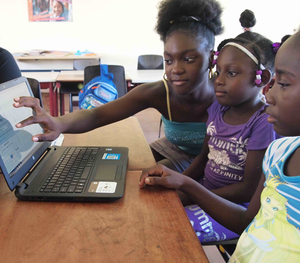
[137,54,164,70]
[84,65,127,98]
[27,77,43,107]
[59,59,100,115]
[202,238,239,262]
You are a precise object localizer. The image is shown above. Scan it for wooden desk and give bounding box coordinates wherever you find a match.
[22,71,60,117]
[56,71,85,115]
[14,53,101,72]
[14,54,101,61]
[56,70,84,82]
[0,117,208,263]
[64,117,156,171]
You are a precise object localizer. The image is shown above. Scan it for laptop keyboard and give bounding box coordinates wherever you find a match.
[40,147,99,194]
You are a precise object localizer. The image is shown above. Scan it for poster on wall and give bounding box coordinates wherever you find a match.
[28,0,73,22]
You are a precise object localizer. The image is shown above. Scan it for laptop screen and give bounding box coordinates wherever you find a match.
[0,77,48,190]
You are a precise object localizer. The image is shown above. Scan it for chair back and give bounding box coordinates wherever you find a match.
[84,65,127,97]
[137,55,164,70]
[73,59,100,70]
[27,77,43,107]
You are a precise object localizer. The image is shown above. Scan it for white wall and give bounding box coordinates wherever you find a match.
[1,0,299,71]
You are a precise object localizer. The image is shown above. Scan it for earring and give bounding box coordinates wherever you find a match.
[209,68,214,79]
[255,70,263,85]
[163,73,168,81]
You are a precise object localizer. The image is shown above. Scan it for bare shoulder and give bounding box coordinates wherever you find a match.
[126,80,166,105]
[285,147,300,177]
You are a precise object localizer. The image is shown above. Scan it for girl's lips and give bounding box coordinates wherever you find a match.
[267,115,277,124]
[171,80,188,86]
[215,91,226,97]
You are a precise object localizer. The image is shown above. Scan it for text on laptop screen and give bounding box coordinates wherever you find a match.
[0,82,44,177]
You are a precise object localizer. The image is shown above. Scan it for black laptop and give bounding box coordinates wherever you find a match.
[0,77,128,201]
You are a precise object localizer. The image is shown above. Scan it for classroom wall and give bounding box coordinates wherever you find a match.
[1,0,299,71]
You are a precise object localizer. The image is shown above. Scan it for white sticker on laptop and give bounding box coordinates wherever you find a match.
[88,181,117,193]
[102,153,121,160]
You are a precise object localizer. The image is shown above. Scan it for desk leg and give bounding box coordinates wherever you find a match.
[53,83,58,117]
[57,82,65,116]
[40,82,58,117]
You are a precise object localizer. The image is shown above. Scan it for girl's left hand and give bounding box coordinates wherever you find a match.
[139,164,185,190]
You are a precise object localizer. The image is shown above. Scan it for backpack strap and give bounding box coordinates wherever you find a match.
[100,64,114,81]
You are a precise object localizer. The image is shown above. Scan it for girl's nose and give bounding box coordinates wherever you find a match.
[265,82,276,105]
[171,62,184,75]
[214,72,224,86]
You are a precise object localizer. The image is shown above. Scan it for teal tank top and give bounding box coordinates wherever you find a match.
[162,115,206,156]
[162,79,206,156]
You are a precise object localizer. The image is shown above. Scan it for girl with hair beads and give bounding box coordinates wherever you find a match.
[140,31,278,243]
[140,32,300,261]
[14,0,223,173]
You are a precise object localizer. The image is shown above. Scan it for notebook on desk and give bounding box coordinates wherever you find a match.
[0,77,128,201]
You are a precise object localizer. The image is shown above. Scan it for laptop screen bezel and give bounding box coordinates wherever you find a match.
[0,77,51,191]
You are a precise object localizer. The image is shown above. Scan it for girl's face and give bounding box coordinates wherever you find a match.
[261,195,282,221]
[214,46,258,106]
[53,1,63,16]
[266,39,300,136]
[164,31,211,96]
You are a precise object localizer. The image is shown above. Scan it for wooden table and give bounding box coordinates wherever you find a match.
[22,71,60,117]
[56,71,85,116]
[63,117,156,171]
[0,117,208,262]
[14,53,101,72]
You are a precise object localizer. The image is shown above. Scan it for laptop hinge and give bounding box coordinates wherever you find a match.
[17,182,28,190]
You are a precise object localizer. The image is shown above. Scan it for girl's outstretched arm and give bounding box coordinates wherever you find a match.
[13,82,160,142]
[139,165,265,234]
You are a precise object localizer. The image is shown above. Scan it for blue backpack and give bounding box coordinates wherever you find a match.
[79,64,118,109]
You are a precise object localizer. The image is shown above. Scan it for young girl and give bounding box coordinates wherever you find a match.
[139,31,300,261]
[14,0,223,173]
[140,31,278,243]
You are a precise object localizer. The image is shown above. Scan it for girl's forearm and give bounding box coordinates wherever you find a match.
[179,177,250,234]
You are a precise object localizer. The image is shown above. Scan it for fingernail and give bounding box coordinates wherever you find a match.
[16,123,21,127]
[32,137,38,142]
[14,97,20,101]
[14,102,19,106]
[145,178,150,183]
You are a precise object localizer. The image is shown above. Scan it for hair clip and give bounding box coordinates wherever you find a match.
[212,51,219,66]
[272,42,281,54]
[255,70,262,85]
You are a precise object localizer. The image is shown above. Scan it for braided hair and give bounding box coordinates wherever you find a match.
[217,32,275,74]
[155,0,224,50]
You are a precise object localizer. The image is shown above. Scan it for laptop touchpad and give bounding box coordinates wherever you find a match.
[93,164,117,180]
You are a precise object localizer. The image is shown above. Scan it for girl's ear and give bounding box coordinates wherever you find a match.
[208,50,214,69]
[258,69,272,87]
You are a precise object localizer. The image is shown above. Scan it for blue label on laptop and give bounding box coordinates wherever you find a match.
[102,153,121,160]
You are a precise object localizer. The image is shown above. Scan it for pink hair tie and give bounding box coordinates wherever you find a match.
[255,70,262,85]
[272,42,281,53]
[212,51,219,66]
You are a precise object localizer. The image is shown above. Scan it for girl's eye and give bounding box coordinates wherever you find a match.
[184,57,195,62]
[277,82,289,89]
[164,59,172,65]
[228,71,237,77]
[266,197,270,203]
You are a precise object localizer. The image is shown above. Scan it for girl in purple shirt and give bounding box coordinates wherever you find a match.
[140,31,278,242]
